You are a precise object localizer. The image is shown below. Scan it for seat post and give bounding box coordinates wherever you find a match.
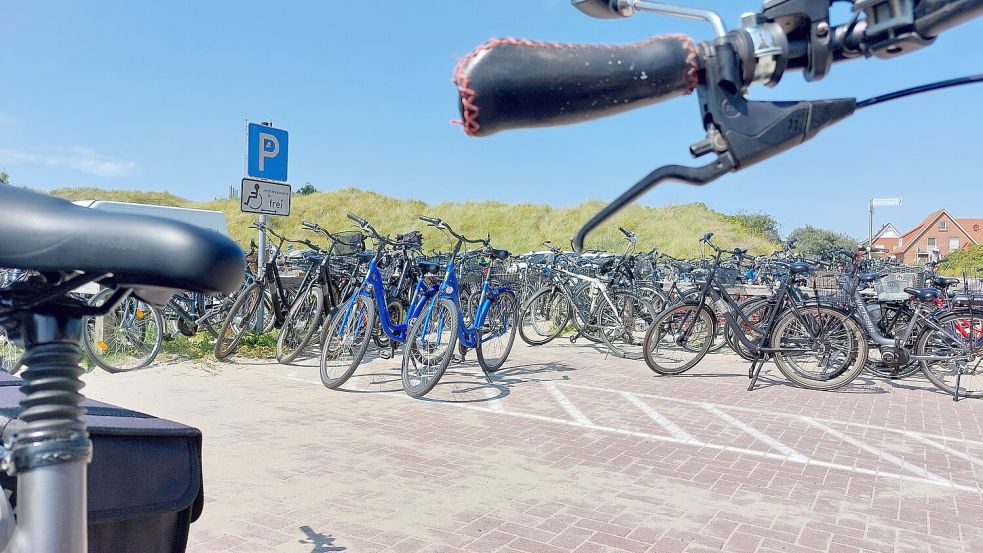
[4,308,91,553]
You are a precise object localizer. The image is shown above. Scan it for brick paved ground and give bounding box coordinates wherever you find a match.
[82,340,983,553]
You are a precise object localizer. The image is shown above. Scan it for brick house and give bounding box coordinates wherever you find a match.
[871,210,983,264]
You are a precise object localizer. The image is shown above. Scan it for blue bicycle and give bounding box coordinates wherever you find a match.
[320,213,440,389]
[401,216,518,398]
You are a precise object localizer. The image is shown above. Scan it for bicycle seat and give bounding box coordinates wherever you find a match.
[489,248,510,261]
[733,248,747,256]
[932,276,960,288]
[0,187,244,299]
[675,262,695,273]
[788,261,813,275]
[858,272,885,283]
[904,287,940,302]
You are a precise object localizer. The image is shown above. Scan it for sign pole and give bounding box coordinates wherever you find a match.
[868,199,873,255]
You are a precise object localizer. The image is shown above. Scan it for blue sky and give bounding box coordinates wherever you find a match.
[1,1,979,239]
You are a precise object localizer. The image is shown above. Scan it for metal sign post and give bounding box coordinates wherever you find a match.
[868,197,902,255]
[243,120,290,331]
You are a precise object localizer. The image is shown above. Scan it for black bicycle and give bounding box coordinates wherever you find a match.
[644,233,869,391]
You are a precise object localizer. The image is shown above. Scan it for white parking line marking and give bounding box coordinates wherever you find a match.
[265,372,983,494]
[703,404,810,462]
[904,431,983,468]
[621,392,702,445]
[800,418,950,485]
[555,382,983,447]
[543,382,592,426]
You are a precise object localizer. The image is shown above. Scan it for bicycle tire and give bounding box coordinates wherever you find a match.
[83,288,163,373]
[917,310,983,398]
[598,290,656,360]
[477,291,518,372]
[770,305,868,390]
[320,295,375,389]
[276,285,325,364]
[519,287,571,346]
[569,282,605,343]
[643,303,715,375]
[214,283,264,360]
[401,298,458,398]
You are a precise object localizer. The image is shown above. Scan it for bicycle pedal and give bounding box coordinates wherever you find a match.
[379,348,394,360]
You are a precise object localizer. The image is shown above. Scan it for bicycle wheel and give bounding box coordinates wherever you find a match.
[519,287,570,346]
[319,295,375,389]
[598,290,656,360]
[214,283,263,360]
[276,285,325,364]
[917,310,983,398]
[635,284,668,314]
[643,303,715,375]
[83,289,163,373]
[724,298,771,361]
[569,283,605,343]
[770,306,868,390]
[401,298,458,398]
[476,291,518,372]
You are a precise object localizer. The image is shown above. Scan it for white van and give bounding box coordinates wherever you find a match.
[72,200,230,237]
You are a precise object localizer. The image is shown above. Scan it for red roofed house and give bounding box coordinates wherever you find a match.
[871,210,983,264]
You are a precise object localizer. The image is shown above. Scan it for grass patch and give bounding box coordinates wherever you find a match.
[49,187,781,258]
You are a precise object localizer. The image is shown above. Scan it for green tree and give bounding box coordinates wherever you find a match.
[0,172,9,185]
[296,183,317,195]
[724,211,780,243]
[787,225,858,254]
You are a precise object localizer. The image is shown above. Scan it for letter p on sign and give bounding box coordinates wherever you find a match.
[247,123,289,182]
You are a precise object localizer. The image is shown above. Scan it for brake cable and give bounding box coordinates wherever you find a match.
[857,74,983,109]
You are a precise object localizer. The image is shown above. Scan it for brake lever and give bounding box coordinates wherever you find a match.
[574,38,856,254]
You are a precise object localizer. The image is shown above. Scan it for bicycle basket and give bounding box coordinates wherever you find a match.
[395,230,424,250]
[807,270,851,306]
[874,269,923,301]
[330,231,365,256]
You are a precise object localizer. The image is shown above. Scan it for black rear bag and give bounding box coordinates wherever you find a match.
[0,371,204,553]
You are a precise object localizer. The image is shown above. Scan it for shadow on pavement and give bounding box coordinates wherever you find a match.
[297,525,346,552]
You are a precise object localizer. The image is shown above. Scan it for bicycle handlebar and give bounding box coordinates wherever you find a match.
[457,1,983,253]
[454,35,696,137]
[419,215,488,246]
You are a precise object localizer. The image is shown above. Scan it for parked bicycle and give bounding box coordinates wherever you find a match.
[401,216,519,398]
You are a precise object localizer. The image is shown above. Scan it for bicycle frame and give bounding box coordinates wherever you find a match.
[349,257,436,344]
[435,258,511,349]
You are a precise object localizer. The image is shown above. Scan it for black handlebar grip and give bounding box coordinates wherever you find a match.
[347,212,367,226]
[453,35,699,137]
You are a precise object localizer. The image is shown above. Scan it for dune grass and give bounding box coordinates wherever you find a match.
[50,186,779,257]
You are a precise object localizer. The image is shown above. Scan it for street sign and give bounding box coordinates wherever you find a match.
[240,178,291,216]
[871,197,902,206]
[247,123,289,182]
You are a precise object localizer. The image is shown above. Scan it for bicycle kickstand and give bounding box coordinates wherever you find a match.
[747,357,765,391]
[954,369,962,402]
[569,330,582,344]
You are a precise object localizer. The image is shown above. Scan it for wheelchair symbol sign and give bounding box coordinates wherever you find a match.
[240,178,291,216]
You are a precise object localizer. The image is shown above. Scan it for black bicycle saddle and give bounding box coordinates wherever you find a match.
[0,187,245,299]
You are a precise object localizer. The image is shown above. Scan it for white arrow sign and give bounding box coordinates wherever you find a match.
[871,198,902,206]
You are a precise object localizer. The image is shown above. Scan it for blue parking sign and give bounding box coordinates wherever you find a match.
[247,123,288,182]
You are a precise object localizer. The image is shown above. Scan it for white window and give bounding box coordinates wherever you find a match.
[939,220,948,231]
[950,237,960,251]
